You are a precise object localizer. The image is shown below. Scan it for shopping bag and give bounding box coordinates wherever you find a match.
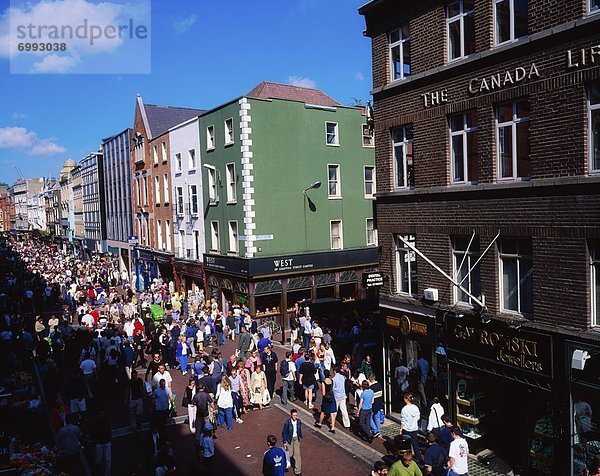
[262,390,271,406]
[283,447,291,469]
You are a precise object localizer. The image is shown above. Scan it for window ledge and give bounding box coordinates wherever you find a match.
[328,196,343,200]
[189,168,196,173]
[364,195,376,200]
[226,201,237,205]
[206,147,215,152]
[224,141,235,147]
[326,143,340,147]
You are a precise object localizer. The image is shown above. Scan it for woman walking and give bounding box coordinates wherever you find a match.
[183,377,196,434]
[250,365,268,410]
[237,360,251,413]
[175,335,189,375]
[315,375,338,434]
[299,353,318,410]
[215,376,234,430]
[358,381,375,443]
[229,367,244,424]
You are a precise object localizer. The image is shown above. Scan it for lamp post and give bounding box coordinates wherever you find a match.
[302,181,321,250]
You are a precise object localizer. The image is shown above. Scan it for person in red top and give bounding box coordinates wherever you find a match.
[90,309,100,326]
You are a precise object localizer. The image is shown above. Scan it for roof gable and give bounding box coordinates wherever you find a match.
[246,81,341,107]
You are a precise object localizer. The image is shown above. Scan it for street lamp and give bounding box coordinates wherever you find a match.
[302,181,321,194]
[302,181,321,250]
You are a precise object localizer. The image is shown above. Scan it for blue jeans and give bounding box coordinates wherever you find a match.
[405,430,422,462]
[217,407,233,429]
[370,409,381,434]
[216,331,225,346]
[448,471,468,476]
[303,333,310,350]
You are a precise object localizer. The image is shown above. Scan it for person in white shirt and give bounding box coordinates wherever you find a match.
[323,342,336,372]
[448,427,469,476]
[152,365,173,389]
[302,317,312,350]
[281,351,296,405]
[311,321,323,347]
[427,396,445,437]
[400,393,422,463]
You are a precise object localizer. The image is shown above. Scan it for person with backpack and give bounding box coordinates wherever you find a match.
[424,432,448,476]
[280,351,296,405]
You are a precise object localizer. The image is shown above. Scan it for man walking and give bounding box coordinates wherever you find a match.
[331,366,351,429]
[447,427,469,476]
[280,351,296,405]
[281,409,303,476]
[262,434,287,476]
[237,326,252,359]
[261,345,279,400]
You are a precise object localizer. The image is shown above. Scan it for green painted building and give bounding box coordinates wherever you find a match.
[198,82,378,334]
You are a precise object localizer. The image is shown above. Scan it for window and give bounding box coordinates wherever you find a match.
[188,149,196,170]
[389,25,411,81]
[590,0,600,13]
[330,220,343,250]
[153,145,159,165]
[499,238,533,315]
[364,166,376,198]
[224,118,234,145]
[207,167,217,202]
[163,174,169,203]
[392,126,414,189]
[591,243,600,327]
[362,124,374,147]
[228,221,239,255]
[157,220,163,249]
[395,235,418,295]
[589,82,600,173]
[328,164,341,198]
[449,112,479,183]
[161,142,167,163]
[453,236,481,305]
[326,122,339,146]
[494,0,528,45]
[135,177,141,205]
[207,125,215,150]
[497,101,530,180]
[189,184,198,215]
[226,163,237,203]
[142,177,148,205]
[154,176,160,205]
[179,230,185,258]
[175,186,184,215]
[447,0,475,61]
[193,230,201,260]
[366,218,377,246]
[175,153,182,173]
[210,221,220,252]
[165,220,171,252]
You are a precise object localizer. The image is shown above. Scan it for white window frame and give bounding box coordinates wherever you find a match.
[228,220,239,255]
[499,239,533,315]
[135,177,141,205]
[452,237,481,305]
[388,26,410,81]
[450,113,478,184]
[175,153,182,173]
[327,164,341,198]
[207,125,215,150]
[189,184,199,216]
[188,149,196,170]
[493,0,527,46]
[179,229,186,259]
[157,219,163,250]
[193,230,201,260]
[165,220,171,252]
[154,176,160,205]
[591,243,600,327]
[175,186,184,216]
[163,174,169,204]
[590,0,600,14]
[224,118,234,145]
[392,126,414,189]
[226,163,237,203]
[364,165,376,198]
[588,82,600,174]
[153,145,159,165]
[395,235,417,295]
[161,142,167,163]
[446,0,475,61]
[325,122,339,146]
[366,218,377,246]
[496,101,530,181]
[362,124,374,148]
[142,176,148,205]
[210,221,220,252]
[330,220,343,250]
[207,166,217,202]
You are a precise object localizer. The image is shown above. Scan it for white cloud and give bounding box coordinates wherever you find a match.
[288,75,317,89]
[28,138,66,156]
[355,72,365,81]
[12,113,26,119]
[172,14,198,34]
[0,127,37,148]
[32,53,79,73]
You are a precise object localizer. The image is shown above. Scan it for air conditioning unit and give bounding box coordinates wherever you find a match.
[424,288,438,301]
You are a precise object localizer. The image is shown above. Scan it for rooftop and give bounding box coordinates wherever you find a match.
[144,104,206,138]
[246,81,341,107]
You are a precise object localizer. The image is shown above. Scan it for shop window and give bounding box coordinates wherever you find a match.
[453,236,481,305]
[392,126,414,189]
[447,0,475,61]
[590,0,600,13]
[494,0,528,45]
[449,112,478,183]
[589,81,600,173]
[572,387,600,475]
[389,25,410,81]
[499,238,533,315]
[591,242,600,327]
[395,235,417,296]
[496,101,530,180]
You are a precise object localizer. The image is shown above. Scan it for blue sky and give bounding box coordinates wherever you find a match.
[0,0,372,184]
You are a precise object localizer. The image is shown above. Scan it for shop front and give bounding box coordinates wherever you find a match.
[446,315,556,475]
[380,302,438,418]
[154,250,174,284]
[173,258,204,295]
[135,248,158,291]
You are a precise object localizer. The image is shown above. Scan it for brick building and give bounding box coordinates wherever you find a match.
[360,1,600,474]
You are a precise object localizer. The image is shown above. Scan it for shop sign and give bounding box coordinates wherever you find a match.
[566,45,600,69]
[386,314,429,337]
[204,254,249,276]
[448,317,552,377]
[362,271,384,288]
[386,316,401,328]
[468,63,540,95]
